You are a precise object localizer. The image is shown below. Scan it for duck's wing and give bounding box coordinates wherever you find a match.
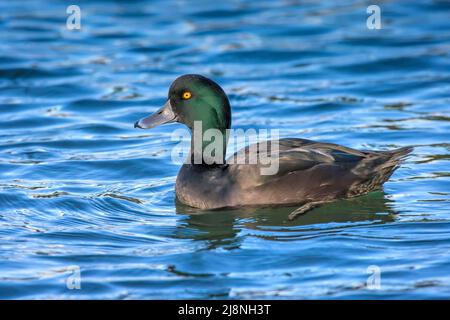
[274,138,368,175]
[227,138,365,176]
[227,138,411,189]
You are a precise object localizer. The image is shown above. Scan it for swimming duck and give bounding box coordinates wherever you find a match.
[134,74,412,219]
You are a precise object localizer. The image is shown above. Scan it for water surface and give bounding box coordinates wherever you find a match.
[0,0,449,299]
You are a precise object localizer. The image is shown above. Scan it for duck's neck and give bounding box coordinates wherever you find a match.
[189,120,229,166]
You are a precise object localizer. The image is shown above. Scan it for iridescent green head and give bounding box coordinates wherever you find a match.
[134,74,232,164]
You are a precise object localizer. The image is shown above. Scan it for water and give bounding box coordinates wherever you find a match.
[0,0,449,299]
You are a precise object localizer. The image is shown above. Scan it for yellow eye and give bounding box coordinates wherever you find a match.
[182,91,192,100]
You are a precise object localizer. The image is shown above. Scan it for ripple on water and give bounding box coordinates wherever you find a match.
[0,0,449,299]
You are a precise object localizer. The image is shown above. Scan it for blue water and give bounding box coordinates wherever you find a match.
[0,0,449,299]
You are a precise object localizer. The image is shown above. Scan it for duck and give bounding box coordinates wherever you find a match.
[134,74,412,220]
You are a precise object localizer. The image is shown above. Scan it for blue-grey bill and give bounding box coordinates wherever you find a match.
[134,100,177,129]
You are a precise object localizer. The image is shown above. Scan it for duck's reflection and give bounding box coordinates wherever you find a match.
[175,191,396,249]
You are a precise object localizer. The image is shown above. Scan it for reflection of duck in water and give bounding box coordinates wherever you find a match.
[174,192,396,249]
[135,74,412,219]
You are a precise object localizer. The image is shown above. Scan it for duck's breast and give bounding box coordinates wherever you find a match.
[175,164,237,209]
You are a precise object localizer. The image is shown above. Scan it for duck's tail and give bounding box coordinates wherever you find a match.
[380,146,414,168]
[375,146,413,184]
[348,146,413,197]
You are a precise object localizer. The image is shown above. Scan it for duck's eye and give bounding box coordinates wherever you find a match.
[182,91,192,100]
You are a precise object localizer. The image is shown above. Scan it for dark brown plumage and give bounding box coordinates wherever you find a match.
[176,138,412,219]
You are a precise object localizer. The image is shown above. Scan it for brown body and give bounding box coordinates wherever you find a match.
[176,138,412,210]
